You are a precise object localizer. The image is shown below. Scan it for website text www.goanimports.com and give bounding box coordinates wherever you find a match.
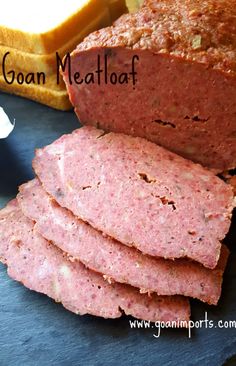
[129,312,236,338]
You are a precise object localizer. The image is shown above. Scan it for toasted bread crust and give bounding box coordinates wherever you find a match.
[0,70,71,110]
[0,9,111,74]
[0,0,127,54]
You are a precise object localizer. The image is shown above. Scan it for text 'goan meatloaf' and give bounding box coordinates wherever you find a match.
[62,0,236,172]
[0,200,190,322]
[33,126,235,269]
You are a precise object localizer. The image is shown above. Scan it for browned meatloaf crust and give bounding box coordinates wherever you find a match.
[0,200,190,322]
[62,0,236,172]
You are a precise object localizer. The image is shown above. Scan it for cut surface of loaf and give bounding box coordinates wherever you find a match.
[0,199,190,323]
[18,178,229,305]
[33,126,235,269]
[0,0,127,54]
[62,0,236,171]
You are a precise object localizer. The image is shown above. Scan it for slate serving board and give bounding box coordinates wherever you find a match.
[0,92,235,366]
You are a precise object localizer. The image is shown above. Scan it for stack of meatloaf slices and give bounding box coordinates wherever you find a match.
[0,126,235,324]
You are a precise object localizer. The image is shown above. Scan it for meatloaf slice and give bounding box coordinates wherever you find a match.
[18,178,229,305]
[33,126,235,269]
[0,199,190,322]
[62,0,236,172]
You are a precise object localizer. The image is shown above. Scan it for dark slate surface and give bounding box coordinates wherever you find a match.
[0,92,235,366]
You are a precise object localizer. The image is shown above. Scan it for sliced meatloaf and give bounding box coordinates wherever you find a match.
[33,126,235,268]
[18,178,229,305]
[0,199,190,322]
[62,0,236,172]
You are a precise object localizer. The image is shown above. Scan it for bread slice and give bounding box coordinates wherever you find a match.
[107,0,128,19]
[0,0,127,109]
[0,9,111,74]
[0,0,127,55]
[0,69,71,110]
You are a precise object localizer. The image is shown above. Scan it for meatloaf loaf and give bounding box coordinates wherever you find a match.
[33,126,235,269]
[62,0,236,172]
[18,178,229,305]
[0,200,190,322]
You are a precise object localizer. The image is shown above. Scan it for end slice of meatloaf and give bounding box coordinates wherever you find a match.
[0,199,190,323]
[33,126,235,269]
[61,0,236,172]
[18,178,229,305]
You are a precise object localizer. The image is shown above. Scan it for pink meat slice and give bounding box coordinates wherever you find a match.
[18,178,229,305]
[33,126,235,269]
[0,200,190,322]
